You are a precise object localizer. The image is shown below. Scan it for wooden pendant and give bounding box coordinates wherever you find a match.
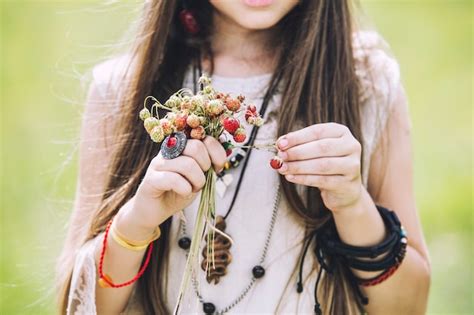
[201,215,232,284]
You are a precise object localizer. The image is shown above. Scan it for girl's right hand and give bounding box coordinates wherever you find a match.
[116,136,227,237]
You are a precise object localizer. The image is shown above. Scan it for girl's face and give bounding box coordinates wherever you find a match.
[209,0,299,30]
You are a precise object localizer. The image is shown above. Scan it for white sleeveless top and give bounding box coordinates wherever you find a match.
[66,31,401,315]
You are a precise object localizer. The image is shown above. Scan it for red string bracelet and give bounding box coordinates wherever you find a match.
[358,262,402,287]
[98,219,154,288]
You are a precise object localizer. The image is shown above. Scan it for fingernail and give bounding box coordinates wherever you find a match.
[279,163,288,172]
[277,137,288,149]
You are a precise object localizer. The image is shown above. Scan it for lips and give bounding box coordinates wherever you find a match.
[242,0,274,8]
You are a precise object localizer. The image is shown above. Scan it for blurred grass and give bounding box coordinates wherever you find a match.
[1,1,472,314]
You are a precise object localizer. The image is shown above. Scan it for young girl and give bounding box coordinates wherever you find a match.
[56,0,431,314]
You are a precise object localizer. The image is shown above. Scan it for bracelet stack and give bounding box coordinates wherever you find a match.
[97,215,161,289]
[312,205,408,314]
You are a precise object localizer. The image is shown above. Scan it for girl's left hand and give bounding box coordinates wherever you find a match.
[276,122,363,213]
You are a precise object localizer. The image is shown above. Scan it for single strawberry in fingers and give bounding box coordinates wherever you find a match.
[233,128,246,143]
[269,156,283,169]
[223,117,240,134]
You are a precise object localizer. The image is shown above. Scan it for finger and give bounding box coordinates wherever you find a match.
[277,123,348,150]
[181,139,212,172]
[284,174,344,189]
[278,157,355,176]
[148,171,193,197]
[152,155,206,192]
[278,138,348,161]
[203,136,227,172]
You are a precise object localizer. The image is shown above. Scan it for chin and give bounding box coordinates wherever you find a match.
[210,0,298,30]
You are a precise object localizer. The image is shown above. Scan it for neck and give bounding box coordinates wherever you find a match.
[205,11,278,77]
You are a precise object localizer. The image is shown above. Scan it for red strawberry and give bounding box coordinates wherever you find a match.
[175,113,188,131]
[270,156,283,169]
[225,148,233,156]
[247,104,257,113]
[233,128,246,143]
[223,117,240,134]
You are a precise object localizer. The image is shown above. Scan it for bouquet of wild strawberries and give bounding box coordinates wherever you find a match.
[139,75,282,313]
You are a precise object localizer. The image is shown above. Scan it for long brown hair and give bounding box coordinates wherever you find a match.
[57,0,366,314]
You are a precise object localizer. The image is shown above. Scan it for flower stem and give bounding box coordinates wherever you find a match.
[173,169,217,315]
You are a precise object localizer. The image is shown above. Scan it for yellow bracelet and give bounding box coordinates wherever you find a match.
[110,215,161,251]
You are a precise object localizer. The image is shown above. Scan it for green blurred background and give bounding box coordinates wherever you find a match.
[1,0,472,314]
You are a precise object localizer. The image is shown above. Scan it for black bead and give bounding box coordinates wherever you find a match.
[252,265,265,278]
[203,302,216,314]
[314,303,322,315]
[178,236,191,250]
[296,282,303,293]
